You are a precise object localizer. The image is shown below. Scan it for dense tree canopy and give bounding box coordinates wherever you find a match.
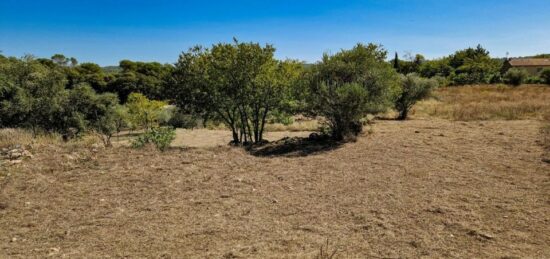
[170,40,303,144]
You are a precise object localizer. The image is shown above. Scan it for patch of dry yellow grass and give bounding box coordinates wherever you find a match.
[542,113,550,162]
[0,128,102,150]
[0,128,60,148]
[203,116,320,132]
[414,84,550,121]
[264,119,319,132]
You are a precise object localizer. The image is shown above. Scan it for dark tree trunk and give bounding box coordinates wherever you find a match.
[397,108,409,120]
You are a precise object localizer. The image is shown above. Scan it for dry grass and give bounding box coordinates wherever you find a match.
[264,119,319,132]
[0,128,103,152]
[209,117,319,132]
[542,113,550,163]
[0,129,60,149]
[1,120,549,258]
[414,84,550,121]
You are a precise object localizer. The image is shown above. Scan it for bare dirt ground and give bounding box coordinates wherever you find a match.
[1,119,549,258]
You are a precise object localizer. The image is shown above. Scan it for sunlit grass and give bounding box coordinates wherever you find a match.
[414,84,550,121]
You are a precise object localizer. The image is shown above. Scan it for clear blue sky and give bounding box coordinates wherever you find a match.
[1,0,549,66]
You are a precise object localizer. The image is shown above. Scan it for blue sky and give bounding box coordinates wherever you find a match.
[1,0,549,66]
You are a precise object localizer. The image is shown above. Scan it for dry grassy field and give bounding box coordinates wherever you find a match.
[414,84,550,121]
[1,85,550,258]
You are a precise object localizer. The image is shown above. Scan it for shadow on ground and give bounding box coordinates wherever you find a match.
[248,136,343,157]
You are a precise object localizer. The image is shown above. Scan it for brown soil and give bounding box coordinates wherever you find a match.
[1,120,549,258]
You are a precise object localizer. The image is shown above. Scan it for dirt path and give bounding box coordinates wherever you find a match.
[1,120,548,258]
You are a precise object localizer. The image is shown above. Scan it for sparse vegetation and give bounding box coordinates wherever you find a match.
[131,126,176,151]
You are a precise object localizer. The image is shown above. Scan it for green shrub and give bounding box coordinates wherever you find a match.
[525,76,542,84]
[165,108,198,128]
[268,110,294,126]
[431,75,449,87]
[540,68,550,85]
[504,68,529,86]
[131,127,176,151]
[314,82,371,140]
[307,43,400,141]
[395,74,437,120]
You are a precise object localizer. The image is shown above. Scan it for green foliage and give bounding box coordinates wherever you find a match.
[394,74,437,120]
[448,45,501,85]
[0,56,120,142]
[113,105,130,134]
[107,60,173,102]
[417,45,501,86]
[125,92,167,130]
[165,108,198,128]
[418,58,453,78]
[0,55,68,133]
[504,68,529,86]
[314,82,371,140]
[68,63,110,92]
[307,43,400,140]
[268,110,294,125]
[65,84,120,142]
[394,53,426,75]
[540,68,550,85]
[525,76,542,84]
[131,127,176,151]
[170,39,303,144]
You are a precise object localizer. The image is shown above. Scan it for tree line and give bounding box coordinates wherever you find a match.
[1,42,549,146]
[392,45,550,86]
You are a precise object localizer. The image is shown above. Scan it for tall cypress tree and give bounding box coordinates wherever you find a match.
[393,52,400,72]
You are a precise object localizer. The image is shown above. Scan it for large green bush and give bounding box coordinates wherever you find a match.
[307,43,400,141]
[169,39,303,145]
[0,56,120,143]
[504,68,529,86]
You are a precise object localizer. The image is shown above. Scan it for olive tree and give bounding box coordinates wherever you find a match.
[307,43,400,140]
[394,74,437,120]
[170,39,301,145]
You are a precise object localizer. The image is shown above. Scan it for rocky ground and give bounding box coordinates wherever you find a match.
[0,120,549,258]
[0,145,34,166]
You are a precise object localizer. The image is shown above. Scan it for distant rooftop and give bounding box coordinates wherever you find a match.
[508,58,550,67]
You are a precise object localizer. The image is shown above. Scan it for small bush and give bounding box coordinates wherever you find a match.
[268,110,294,126]
[504,68,529,86]
[395,74,437,120]
[540,68,550,85]
[131,127,176,151]
[431,75,449,87]
[165,109,198,128]
[312,82,370,141]
[525,76,542,84]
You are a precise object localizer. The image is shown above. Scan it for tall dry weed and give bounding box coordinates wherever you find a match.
[0,128,60,148]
